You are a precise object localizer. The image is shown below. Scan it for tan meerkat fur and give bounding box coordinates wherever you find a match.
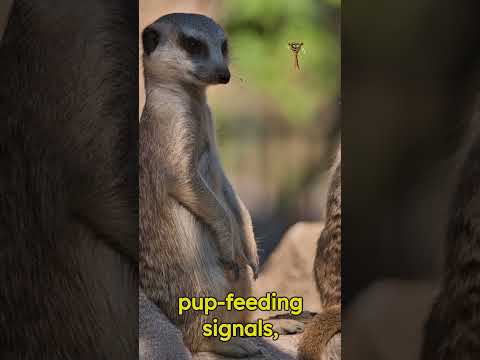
[139,14,259,357]
[299,146,341,360]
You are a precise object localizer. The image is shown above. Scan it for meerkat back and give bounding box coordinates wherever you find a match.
[299,146,342,360]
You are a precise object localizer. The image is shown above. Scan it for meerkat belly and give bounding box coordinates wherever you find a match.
[140,195,232,312]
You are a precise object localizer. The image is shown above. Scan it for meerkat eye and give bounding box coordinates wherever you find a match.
[221,40,228,57]
[142,27,160,56]
[180,34,208,58]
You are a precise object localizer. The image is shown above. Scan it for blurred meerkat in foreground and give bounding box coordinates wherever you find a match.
[1,1,138,358]
[299,146,341,360]
[422,121,480,359]
[139,13,259,357]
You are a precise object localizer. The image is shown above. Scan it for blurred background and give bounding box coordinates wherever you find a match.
[342,2,480,358]
[140,0,340,264]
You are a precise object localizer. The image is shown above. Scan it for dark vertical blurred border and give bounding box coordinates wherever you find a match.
[0,1,13,41]
[0,0,138,359]
[343,0,480,358]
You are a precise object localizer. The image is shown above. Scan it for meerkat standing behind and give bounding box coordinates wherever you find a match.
[421,126,480,359]
[299,146,341,360]
[139,13,259,357]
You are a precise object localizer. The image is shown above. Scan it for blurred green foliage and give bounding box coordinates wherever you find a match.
[218,0,340,128]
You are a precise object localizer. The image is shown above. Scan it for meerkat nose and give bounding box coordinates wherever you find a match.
[217,67,230,84]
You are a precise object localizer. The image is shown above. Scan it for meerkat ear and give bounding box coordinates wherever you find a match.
[142,27,160,56]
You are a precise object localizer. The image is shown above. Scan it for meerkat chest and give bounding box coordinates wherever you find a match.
[193,106,216,157]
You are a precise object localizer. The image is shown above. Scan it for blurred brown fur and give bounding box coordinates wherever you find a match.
[299,147,341,359]
[0,1,138,358]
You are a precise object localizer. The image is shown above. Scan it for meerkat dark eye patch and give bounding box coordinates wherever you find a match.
[221,40,228,57]
[142,27,160,56]
[179,34,208,58]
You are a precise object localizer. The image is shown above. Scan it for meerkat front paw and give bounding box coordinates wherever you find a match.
[218,257,241,281]
[233,244,258,280]
[213,206,242,280]
[248,261,259,280]
[235,196,259,280]
[237,250,259,280]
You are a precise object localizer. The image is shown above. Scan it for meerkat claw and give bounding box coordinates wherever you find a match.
[219,258,241,280]
[249,262,259,280]
[231,262,240,281]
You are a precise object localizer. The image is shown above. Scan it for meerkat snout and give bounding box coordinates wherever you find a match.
[216,66,230,84]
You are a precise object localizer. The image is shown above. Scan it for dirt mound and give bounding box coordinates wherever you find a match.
[254,222,324,318]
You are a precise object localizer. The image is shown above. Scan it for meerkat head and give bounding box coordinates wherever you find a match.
[142,13,230,87]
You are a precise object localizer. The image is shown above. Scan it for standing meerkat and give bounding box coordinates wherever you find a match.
[139,13,259,357]
[299,146,341,360]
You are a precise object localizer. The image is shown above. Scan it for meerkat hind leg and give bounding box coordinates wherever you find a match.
[197,337,261,358]
[269,318,305,335]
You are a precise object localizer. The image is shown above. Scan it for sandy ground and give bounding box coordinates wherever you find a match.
[253,222,324,319]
